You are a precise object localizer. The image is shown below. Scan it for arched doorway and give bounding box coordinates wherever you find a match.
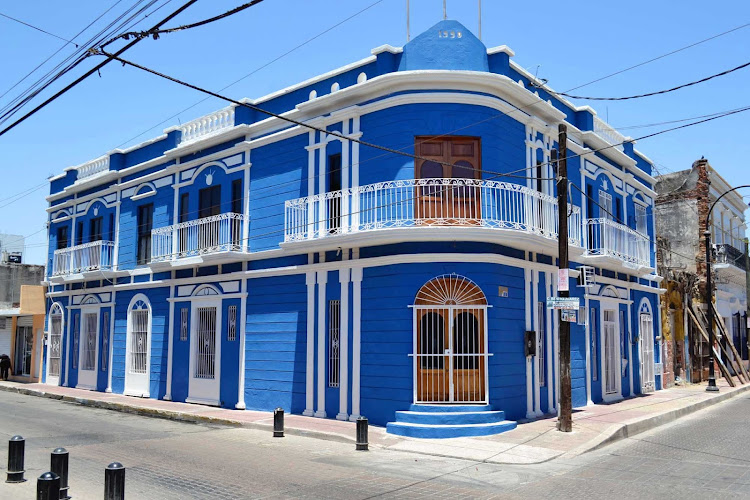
[46,302,64,386]
[638,299,655,393]
[125,295,152,397]
[413,274,488,403]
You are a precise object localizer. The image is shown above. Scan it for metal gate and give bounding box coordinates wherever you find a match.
[640,313,655,392]
[195,307,217,379]
[48,315,62,379]
[130,310,149,374]
[413,305,488,403]
[14,326,33,376]
[81,313,98,371]
[603,310,618,395]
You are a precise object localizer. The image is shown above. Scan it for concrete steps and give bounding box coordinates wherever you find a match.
[386,404,517,438]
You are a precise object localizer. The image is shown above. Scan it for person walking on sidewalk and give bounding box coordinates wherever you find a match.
[0,354,11,380]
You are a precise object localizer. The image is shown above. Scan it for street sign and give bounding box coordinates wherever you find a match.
[546,297,580,310]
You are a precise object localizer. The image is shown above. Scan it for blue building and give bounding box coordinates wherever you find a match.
[42,21,663,438]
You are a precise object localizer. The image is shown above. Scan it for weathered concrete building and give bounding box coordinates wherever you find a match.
[0,260,46,381]
[655,159,748,385]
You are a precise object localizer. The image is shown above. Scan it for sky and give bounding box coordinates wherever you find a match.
[0,0,749,265]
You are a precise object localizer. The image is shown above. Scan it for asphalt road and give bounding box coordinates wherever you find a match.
[1,390,750,499]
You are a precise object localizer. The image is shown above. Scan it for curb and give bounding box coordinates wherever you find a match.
[564,383,750,457]
[0,384,360,446]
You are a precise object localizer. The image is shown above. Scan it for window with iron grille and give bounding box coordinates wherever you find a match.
[180,308,188,341]
[227,305,237,341]
[328,300,340,388]
[101,311,109,372]
[72,313,80,369]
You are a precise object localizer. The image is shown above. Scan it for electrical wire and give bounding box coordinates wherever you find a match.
[0,0,164,125]
[537,60,750,101]
[111,0,386,149]
[0,12,78,46]
[0,0,200,138]
[101,0,265,47]
[564,22,750,93]
[0,0,127,101]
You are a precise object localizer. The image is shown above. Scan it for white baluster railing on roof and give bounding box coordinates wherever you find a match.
[284,178,582,247]
[76,156,110,181]
[178,107,235,145]
[593,116,626,152]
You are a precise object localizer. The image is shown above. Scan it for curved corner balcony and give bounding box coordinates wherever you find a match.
[284,178,582,252]
[151,212,248,266]
[582,218,651,271]
[52,240,115,279]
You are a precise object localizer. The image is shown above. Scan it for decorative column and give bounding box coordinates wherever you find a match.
[106,290,116,393]
[164,282,175,400]
[303,267,316,416]
[236,270,248,409]
[337,251,350,420]
[348,262,363,421]
[315,259,328,418]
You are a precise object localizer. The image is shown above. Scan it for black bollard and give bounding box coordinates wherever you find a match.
[356,416,368,451]
[6,435,26,483]
[37,472,60,500]
[51,448,70,499]
[273,407,284,437]
[104,462,125,500]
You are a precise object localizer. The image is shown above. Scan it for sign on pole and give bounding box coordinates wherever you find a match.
[546,297,580,310]
[557,268,569,292]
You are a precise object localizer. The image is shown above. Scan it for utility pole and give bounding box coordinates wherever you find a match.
[557,124,572,432]
[704,229,719,391]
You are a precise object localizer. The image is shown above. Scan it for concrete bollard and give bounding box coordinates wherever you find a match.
[356,416,369,451]
[36,472,60,500]
[273,407,284,437]
[6,435,26,483]
[104,462,125,500]
[51,447,71,499]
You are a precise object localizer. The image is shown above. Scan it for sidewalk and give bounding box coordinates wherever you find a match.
[1,379,747,464]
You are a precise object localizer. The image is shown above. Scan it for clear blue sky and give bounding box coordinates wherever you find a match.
[1,0,748,265]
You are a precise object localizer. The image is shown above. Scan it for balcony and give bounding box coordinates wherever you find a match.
[284,178,582,251]
[715,243,748,271]
[52,240,115,277]
[151,212,248,264]
[583,218,651,270]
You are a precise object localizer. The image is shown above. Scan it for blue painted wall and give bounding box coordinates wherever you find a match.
[244,274,307,413]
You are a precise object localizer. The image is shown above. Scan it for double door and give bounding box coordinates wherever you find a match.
[415,306,487,403]
[415,137,481,222]
[602,309,619,396]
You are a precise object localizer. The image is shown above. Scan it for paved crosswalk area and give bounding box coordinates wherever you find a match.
[1,391,749,499]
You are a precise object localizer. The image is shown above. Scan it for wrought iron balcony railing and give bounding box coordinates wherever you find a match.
[583,218,651,268]
[151,212,247,262]
[284,178,582,247]
[52,240,115,276]
[715,243,748,271]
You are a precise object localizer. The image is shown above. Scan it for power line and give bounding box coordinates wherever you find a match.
[0,12,78,46]
[0,0,126,101]
[0,0,200,138]
[609,105,750,131]
[111,0,386,149]
[0,0,164,124]
[539,60,750,101]
[101,0,265,47]
[564,22,750,93]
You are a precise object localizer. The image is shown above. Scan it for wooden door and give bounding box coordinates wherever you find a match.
[414,137,481,223]
[452,308,485,402]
